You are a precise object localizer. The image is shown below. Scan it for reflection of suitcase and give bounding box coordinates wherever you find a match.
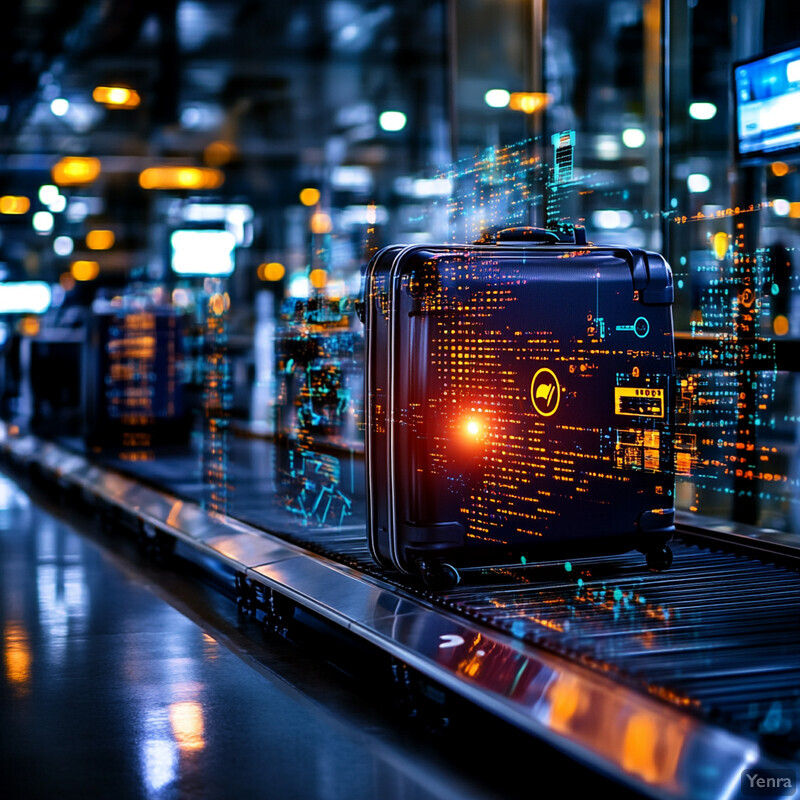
[364,227,676,587]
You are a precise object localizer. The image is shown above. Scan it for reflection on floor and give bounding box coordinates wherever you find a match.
[0,468,528,800]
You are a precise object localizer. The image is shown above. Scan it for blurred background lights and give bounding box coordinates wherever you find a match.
[92,86,140,108]
[484,89,510,108]
[52,157,101,186]
[508,92,550,113]
[0,196,30,215]
[288,275,310,298]
[50,98,69,117]
[139,166,223,190]
[773,199,790,216]
[53,236,74,256]
[299,187,320,206]
[310,212,333,234]
[774,315,790,336]
[712,231,729,260]
[378,110,407,132]
[771,161,790,177]
[687,173,711,193]
[38,185,60,206]
[70,260,100,281]
[0,282,52,314]
[592,209,634,229]
[86,229,115,250]
[622,128,646,148]
[309,268,328,289]
[688,102,717,120]
[49,195,66,213]
[32,211,54,233]
[595,134,622,160]
[257,262,285,282]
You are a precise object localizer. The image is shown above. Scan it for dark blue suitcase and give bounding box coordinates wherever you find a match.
[364,227,675,586]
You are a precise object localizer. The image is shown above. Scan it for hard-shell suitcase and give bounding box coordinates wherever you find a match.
[364,227,675,586]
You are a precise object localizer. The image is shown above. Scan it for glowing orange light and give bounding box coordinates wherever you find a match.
[203,140,237,167]
[86,229,115,250]
[712,231,728,260]
[309,268,328,289]
[508,92,551,113]
[17,316,40,337]
[0,195,30,214]
[169,702,205,751]
[789,202,800,219]
[4,623,31,693]
[774,315,789,336]
[771,161,789,177]
[138,166,224,190]
[71,260,100,281]
[310,212,332,234]
[257,262,285,281]
[547,675,586,734]
[92,86,140,108]
[209,293,227,316]
[466,420,480,436]
[299,187,320,206]
[52,157,101,186]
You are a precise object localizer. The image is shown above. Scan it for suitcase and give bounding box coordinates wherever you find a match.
[364,227,675,587]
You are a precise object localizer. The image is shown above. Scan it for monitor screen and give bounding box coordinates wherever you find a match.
[170,229,236,276]
[734,42,800,163]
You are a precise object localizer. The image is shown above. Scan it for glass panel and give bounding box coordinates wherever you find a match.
[667,0,800,532]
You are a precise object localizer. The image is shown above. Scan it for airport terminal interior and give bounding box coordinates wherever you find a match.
[1,0,800,797]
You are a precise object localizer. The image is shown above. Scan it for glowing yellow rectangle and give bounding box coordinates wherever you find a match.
[615,387,665,418]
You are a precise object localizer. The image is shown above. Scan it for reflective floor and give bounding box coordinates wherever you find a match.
[0,469,547,800]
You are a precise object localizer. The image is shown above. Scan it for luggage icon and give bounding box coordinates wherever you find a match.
[531,367,561,416]
[536,382,555,406]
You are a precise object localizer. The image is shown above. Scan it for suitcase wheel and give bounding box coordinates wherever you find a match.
[645,545,673,572]
[418,560,461,590]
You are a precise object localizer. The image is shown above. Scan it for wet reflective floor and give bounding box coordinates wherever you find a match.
[0,469,556,800]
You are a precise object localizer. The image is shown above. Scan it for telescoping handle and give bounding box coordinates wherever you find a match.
[477,225,588,245]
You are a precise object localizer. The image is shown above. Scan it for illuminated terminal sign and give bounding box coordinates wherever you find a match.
[170,230,236,276]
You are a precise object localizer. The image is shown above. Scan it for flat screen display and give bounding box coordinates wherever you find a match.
[734,43,800,163]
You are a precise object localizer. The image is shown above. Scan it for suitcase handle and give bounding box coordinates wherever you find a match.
[477,226,585,245]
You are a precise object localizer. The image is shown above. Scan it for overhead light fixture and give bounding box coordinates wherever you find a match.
[508,92,550,113]
[139,167,224,190]
[92,86,141,109]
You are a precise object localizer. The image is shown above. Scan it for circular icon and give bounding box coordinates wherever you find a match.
[531,368,561,416]
[634,316,650,338]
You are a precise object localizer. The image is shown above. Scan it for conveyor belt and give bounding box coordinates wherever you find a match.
[61,434,800,762]
[264,523,800,759]
[7,430,800,785]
